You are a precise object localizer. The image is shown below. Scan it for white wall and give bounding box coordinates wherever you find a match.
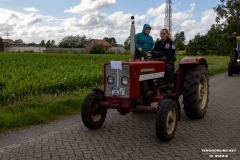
[4,46,46,52]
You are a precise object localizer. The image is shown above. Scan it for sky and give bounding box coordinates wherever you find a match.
[0,0,221,45]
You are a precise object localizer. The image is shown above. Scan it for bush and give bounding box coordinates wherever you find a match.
[90,44,105,54]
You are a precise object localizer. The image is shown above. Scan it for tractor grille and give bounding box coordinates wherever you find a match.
[105,64,130,98]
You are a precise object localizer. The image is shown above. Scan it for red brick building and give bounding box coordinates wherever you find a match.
[85,39,112,53]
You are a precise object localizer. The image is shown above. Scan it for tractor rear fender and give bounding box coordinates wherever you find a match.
[175,57,208,95]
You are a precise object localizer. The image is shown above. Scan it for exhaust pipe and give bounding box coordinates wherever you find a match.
[130,16,135,61]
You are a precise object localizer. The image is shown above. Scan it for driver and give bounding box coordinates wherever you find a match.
[152,28,176,92]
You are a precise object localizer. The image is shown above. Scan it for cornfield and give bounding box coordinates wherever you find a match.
[0,52,129,105]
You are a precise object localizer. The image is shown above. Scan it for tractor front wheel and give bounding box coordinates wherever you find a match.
[81,91,107,129]
[156,99,178,142]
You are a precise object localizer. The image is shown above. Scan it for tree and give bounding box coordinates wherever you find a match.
[28,42,37,46]
[174,31,186,51]
[58,35,87,48]
[46,40,57,48]
[103,37,117,46]
[213,0,240,55]
[185,34,202,55]
[186,25,232,56]
[89,44,105,54]
[0,37,3,51]
[124,36,130,50]
[14,39,24,44]
[39,40,46,46]
[214,0,240,33]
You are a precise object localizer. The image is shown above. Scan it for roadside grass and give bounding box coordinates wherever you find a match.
[0,53,230,134]
[0,89,90,134]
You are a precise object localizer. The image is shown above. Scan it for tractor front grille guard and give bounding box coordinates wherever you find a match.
[105,64,130,98]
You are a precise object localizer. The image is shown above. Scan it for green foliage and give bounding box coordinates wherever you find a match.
[0,37,3,51]
[46,40,56,48]
[184,0,240,56]
[58,35,87,48]
[39,40,46,46]
[174,31,186,51]
[89,44,105,54]
[124,36,130,50]
[0,52,130,105]
[214,0,240,32]
[14,39,24,44]
[103,37,117,46]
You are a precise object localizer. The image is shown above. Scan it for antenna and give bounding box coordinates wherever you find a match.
[164,0,172,33]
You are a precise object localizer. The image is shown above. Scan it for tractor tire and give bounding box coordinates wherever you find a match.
[228,62,233,76]
[81,91,107,129]
[228,52,239,76]
[182,65,209,119]
[156,99,178,142]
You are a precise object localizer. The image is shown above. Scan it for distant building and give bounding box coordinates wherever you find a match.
[3,39,46,52]
[85,39,112,53]
[2,39,14,47]
[111,44,126,53]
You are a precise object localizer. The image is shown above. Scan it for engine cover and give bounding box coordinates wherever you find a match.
[104,60,165,100]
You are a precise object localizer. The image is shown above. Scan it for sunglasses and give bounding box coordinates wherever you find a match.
[160,33,166,35]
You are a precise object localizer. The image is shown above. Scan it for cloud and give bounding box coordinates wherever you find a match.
[0,2,218,45]
[24,7,39,12]
[147,4,165,17]
[64,0,116,14]
[188,3,195,13]
[181,20,196,27]
[201,9,216,24]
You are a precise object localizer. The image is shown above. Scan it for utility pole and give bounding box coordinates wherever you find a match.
[164,0,172,33]
[5,31,10,39]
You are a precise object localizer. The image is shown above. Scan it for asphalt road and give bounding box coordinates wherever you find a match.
[0,72,239,160]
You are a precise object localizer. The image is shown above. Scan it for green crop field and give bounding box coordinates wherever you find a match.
[0,52,229,105]
[0,52,230,133]
[0,52,129,105]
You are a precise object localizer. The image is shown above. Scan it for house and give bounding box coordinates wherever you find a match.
[111,44,126,53]
[85,39,112,53]
[2,39,14,47]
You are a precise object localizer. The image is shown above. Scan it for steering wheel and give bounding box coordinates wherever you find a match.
[147,51,167,61]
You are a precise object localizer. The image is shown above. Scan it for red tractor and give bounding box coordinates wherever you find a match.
[81,17,209,142]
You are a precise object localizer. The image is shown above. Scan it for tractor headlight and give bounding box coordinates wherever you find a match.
[107,76,114,85]
[121,76,129,86]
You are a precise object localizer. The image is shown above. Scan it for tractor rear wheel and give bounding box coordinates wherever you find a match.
[81,91,107,129]
[182,65,209,119]
[156,99,178,142]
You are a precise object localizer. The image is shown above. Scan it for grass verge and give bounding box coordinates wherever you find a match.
[0,89,90,134]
